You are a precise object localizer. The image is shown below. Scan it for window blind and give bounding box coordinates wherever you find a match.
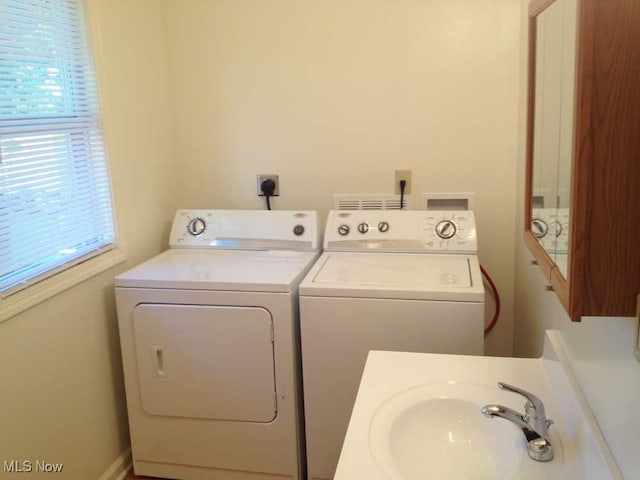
[0,0,116,295]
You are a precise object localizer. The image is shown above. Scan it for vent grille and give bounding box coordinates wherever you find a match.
[333,194,411,210]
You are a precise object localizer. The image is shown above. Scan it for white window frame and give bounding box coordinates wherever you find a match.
[0,0,125,323]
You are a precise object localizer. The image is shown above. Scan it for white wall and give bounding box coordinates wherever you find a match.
[0,1,177,478]
[163,0,522,356]
[513,249,571,357]
[94,0,179,265]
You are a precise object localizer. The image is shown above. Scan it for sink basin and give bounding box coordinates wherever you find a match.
[369,382,564,480]
[334,349,620,480]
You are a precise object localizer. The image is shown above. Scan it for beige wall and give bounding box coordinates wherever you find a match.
[0,1,177,478]
[163,0,522,356]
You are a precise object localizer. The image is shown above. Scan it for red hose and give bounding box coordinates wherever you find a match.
[481,265,500,336]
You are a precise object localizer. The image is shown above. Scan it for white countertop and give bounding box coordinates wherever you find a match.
[335,337,621,479]
[552,317,640,479]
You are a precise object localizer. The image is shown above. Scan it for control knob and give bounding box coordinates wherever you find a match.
[187,217,206,236]
[338,224,350,236]
[531,218,548,238]
[435,220,457,240]
[378,221,389,233]
[358,222,370,234]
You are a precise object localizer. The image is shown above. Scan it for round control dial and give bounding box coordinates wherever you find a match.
[435,220,457,240]
[338,224,350,236]
[187,217,207,236]
[378,221,389,233]
[293,225,305,236]
[531,218,548,238]
[358,222,370,234]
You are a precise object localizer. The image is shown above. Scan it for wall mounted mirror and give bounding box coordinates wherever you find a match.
[527,0,576,279]
[525,0,640,321]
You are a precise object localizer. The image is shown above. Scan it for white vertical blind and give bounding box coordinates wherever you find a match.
[0,0,116,295]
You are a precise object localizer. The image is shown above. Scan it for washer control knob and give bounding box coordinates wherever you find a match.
[378,221,390,233]
[187,217,206,236]
[531,218,548,238]
[338,224,350,236]
[435,220,457,239]
[358,222,370,234]
[293,224,305,236]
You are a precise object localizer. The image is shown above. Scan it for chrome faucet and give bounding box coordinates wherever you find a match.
[481,382,554,462]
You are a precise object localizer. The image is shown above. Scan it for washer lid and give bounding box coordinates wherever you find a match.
[300,252,484,301]
[116,249,320,292]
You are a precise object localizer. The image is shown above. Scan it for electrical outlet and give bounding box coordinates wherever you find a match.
[394,170,412,194]
[257,174,280,196]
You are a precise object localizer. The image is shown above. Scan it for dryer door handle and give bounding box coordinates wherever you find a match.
[152,345,166,378]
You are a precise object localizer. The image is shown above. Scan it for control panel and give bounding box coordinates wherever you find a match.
[324,210,478,253]
[169,209,320,250]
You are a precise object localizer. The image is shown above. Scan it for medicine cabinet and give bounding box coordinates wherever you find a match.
[525,0,640,321]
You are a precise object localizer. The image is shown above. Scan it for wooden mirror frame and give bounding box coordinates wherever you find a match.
[525,0,640,322]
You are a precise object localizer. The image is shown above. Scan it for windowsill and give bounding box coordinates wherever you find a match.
[0,248,127,324]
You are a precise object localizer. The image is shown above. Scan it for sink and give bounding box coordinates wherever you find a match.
[368,383,525,479]
[334,349,620,480]
[368,382,564,480]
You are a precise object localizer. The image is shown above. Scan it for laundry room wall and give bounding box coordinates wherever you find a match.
[162,0,521,356]
[0,1,177,478]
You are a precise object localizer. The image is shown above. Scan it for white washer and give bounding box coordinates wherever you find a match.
[115,209,321,480]
[299,210,485,480]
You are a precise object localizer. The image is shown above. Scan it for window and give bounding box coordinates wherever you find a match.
[0,0,116,296]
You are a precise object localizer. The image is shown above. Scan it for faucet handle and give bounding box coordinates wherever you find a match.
[497,382,546,419]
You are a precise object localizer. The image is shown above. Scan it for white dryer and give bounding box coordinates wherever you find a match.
[299,210,485,480]
[115,209,320,480]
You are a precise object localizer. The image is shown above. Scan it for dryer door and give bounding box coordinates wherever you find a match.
[133,304,276,423]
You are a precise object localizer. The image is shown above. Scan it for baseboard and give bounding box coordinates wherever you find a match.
[98,447,132,480]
